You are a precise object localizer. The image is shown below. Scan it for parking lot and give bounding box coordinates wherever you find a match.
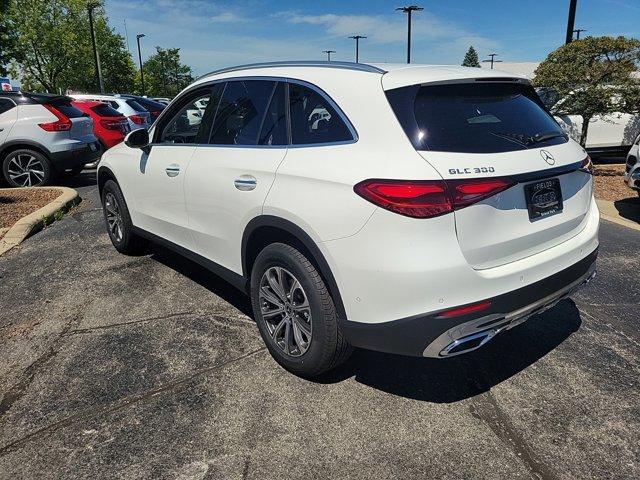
[0,172,638,480]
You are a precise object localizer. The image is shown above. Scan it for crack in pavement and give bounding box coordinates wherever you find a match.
[469,391,557,480]
[0,306,85,421]
[65,311,195,335]
[0,347,267,457]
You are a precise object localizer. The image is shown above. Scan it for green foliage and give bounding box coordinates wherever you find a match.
[534,36,640,146]
[0,0,19,76]
[8,0,137,93]
[462,46,480,68]
[54,209,63,221]
[141,47,193,98]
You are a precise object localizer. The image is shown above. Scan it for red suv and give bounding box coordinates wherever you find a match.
[71,100,130,150]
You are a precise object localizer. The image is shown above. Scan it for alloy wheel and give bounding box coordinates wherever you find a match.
[104,192,124,242]
[259,266,313,357]
[7,154,45,186]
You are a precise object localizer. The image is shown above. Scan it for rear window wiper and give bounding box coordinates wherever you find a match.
[528,131,568,144]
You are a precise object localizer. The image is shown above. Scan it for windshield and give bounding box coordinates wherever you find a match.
[386,82,567,153]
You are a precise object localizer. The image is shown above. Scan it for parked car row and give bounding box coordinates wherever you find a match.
[624,134,640,197]
[0,91,168,186]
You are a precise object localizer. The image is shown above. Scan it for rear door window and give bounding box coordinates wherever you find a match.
[288,83,353,145]
[386,82,567,153]
[209,80,275,146]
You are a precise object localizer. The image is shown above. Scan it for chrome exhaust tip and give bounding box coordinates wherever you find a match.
[439,329,498,357]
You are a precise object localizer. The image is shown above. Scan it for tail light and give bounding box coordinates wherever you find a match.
[129,114,146,125]
[38,104,72,131]
[436,300,492,319]
[354,178,515,218]
[100,118,126,130]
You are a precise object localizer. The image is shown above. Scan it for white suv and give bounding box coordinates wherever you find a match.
[97,61,599,377]
[69,94,152,132]
[0,92,100,186]
[624,135,640,196]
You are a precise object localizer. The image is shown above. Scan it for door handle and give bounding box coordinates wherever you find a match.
[165,164,180,177]
[234,175,257,191]
[0,128,4,132]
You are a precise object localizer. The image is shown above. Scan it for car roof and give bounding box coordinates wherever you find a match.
[194,61,530,90]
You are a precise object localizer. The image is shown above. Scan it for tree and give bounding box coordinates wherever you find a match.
[534,36,640,146]
[142,47,193,98]
[462,46,480,68]
[0,0,19,76]
[8,0,136,93]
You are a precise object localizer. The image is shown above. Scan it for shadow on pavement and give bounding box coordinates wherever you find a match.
[150,243,253,317]
[56,170,97,189]
[614,197,640,224]
[317,299,582,403]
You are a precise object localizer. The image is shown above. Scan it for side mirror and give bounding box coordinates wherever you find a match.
[124,128,150,152]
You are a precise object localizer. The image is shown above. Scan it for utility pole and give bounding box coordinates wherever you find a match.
[396,5,423,64]
[322,50,336,61]
[87,2,105,94]
[482,53,502,69]
[573,28,587,40]
[348,35,367,63]
[565,0,578,44]
[136,33,146,95]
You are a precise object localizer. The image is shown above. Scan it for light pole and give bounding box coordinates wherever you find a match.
[482,53,502,69]
[322,50,336,61]
[136,33,146,95]
[573,28,587,40]
[565,0,578,44]
[396,5,423,64]
[349,35,367,63]
[87,2,104,94]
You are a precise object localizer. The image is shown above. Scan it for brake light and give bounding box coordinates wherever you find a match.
[100,118,126,130]
[354,177,515,218]
[354,180,452,218]
[38,104,72,131]
[447,178,515,209]
[129,114,146,125]
[437,300,492,318]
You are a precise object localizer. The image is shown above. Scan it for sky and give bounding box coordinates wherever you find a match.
[104,0,640,76]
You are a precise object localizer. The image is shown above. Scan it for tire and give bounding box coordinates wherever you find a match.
[2,149,53,187]
[250,243,352,377]
[101,179,148,255]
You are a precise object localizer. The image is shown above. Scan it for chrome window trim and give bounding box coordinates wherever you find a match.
[197,61,386,80]
[152,75,358,148]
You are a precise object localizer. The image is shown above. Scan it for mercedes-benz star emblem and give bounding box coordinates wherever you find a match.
[540,150,555,165]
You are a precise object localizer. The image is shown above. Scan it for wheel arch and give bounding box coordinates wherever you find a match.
[242,215,347,320]
[97,166,118,197]
[0,140,52,163]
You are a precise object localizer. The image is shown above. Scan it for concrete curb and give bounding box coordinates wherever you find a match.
[596,199,640,232]
[0,187,80,257]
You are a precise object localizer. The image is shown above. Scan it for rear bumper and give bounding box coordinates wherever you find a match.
[340,248,597,357]
[50,141,101,170]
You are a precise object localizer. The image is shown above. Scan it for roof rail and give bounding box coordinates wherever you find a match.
[197,61,386,80]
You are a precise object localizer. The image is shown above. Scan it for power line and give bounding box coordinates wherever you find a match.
[482,53,503,69]
[322,50,336,61]
[396,5,423,64]
[573,28,587,39]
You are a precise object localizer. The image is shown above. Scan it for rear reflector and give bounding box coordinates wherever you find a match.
[38,104,72,131]
[354,177,515,218]
[437,300,492,319]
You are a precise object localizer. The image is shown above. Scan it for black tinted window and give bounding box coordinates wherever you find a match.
[53,102,85,118]
[289,83,352,145]
[0,98,14,114]
[125,99,145,112]
[259,82,288,146]
[133,97,166,112]
[209,80,275,145]
[386,83,567,153]
[91,103,123,117]
[160,89,215,144]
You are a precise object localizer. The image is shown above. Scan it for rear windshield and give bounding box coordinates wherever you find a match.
[91,103,123,117]
[125,99,146,112]
[52,101,86,119]
[386,82,567,153]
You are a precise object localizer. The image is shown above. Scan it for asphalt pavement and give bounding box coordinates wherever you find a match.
[0,171,638,480]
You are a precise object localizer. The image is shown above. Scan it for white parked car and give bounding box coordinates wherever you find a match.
[624,135,640,196]
[69,94,151,132]
[97,62,599,376]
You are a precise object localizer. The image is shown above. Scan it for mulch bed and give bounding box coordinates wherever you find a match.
[0,188,62,229]
[592,164,637,202]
